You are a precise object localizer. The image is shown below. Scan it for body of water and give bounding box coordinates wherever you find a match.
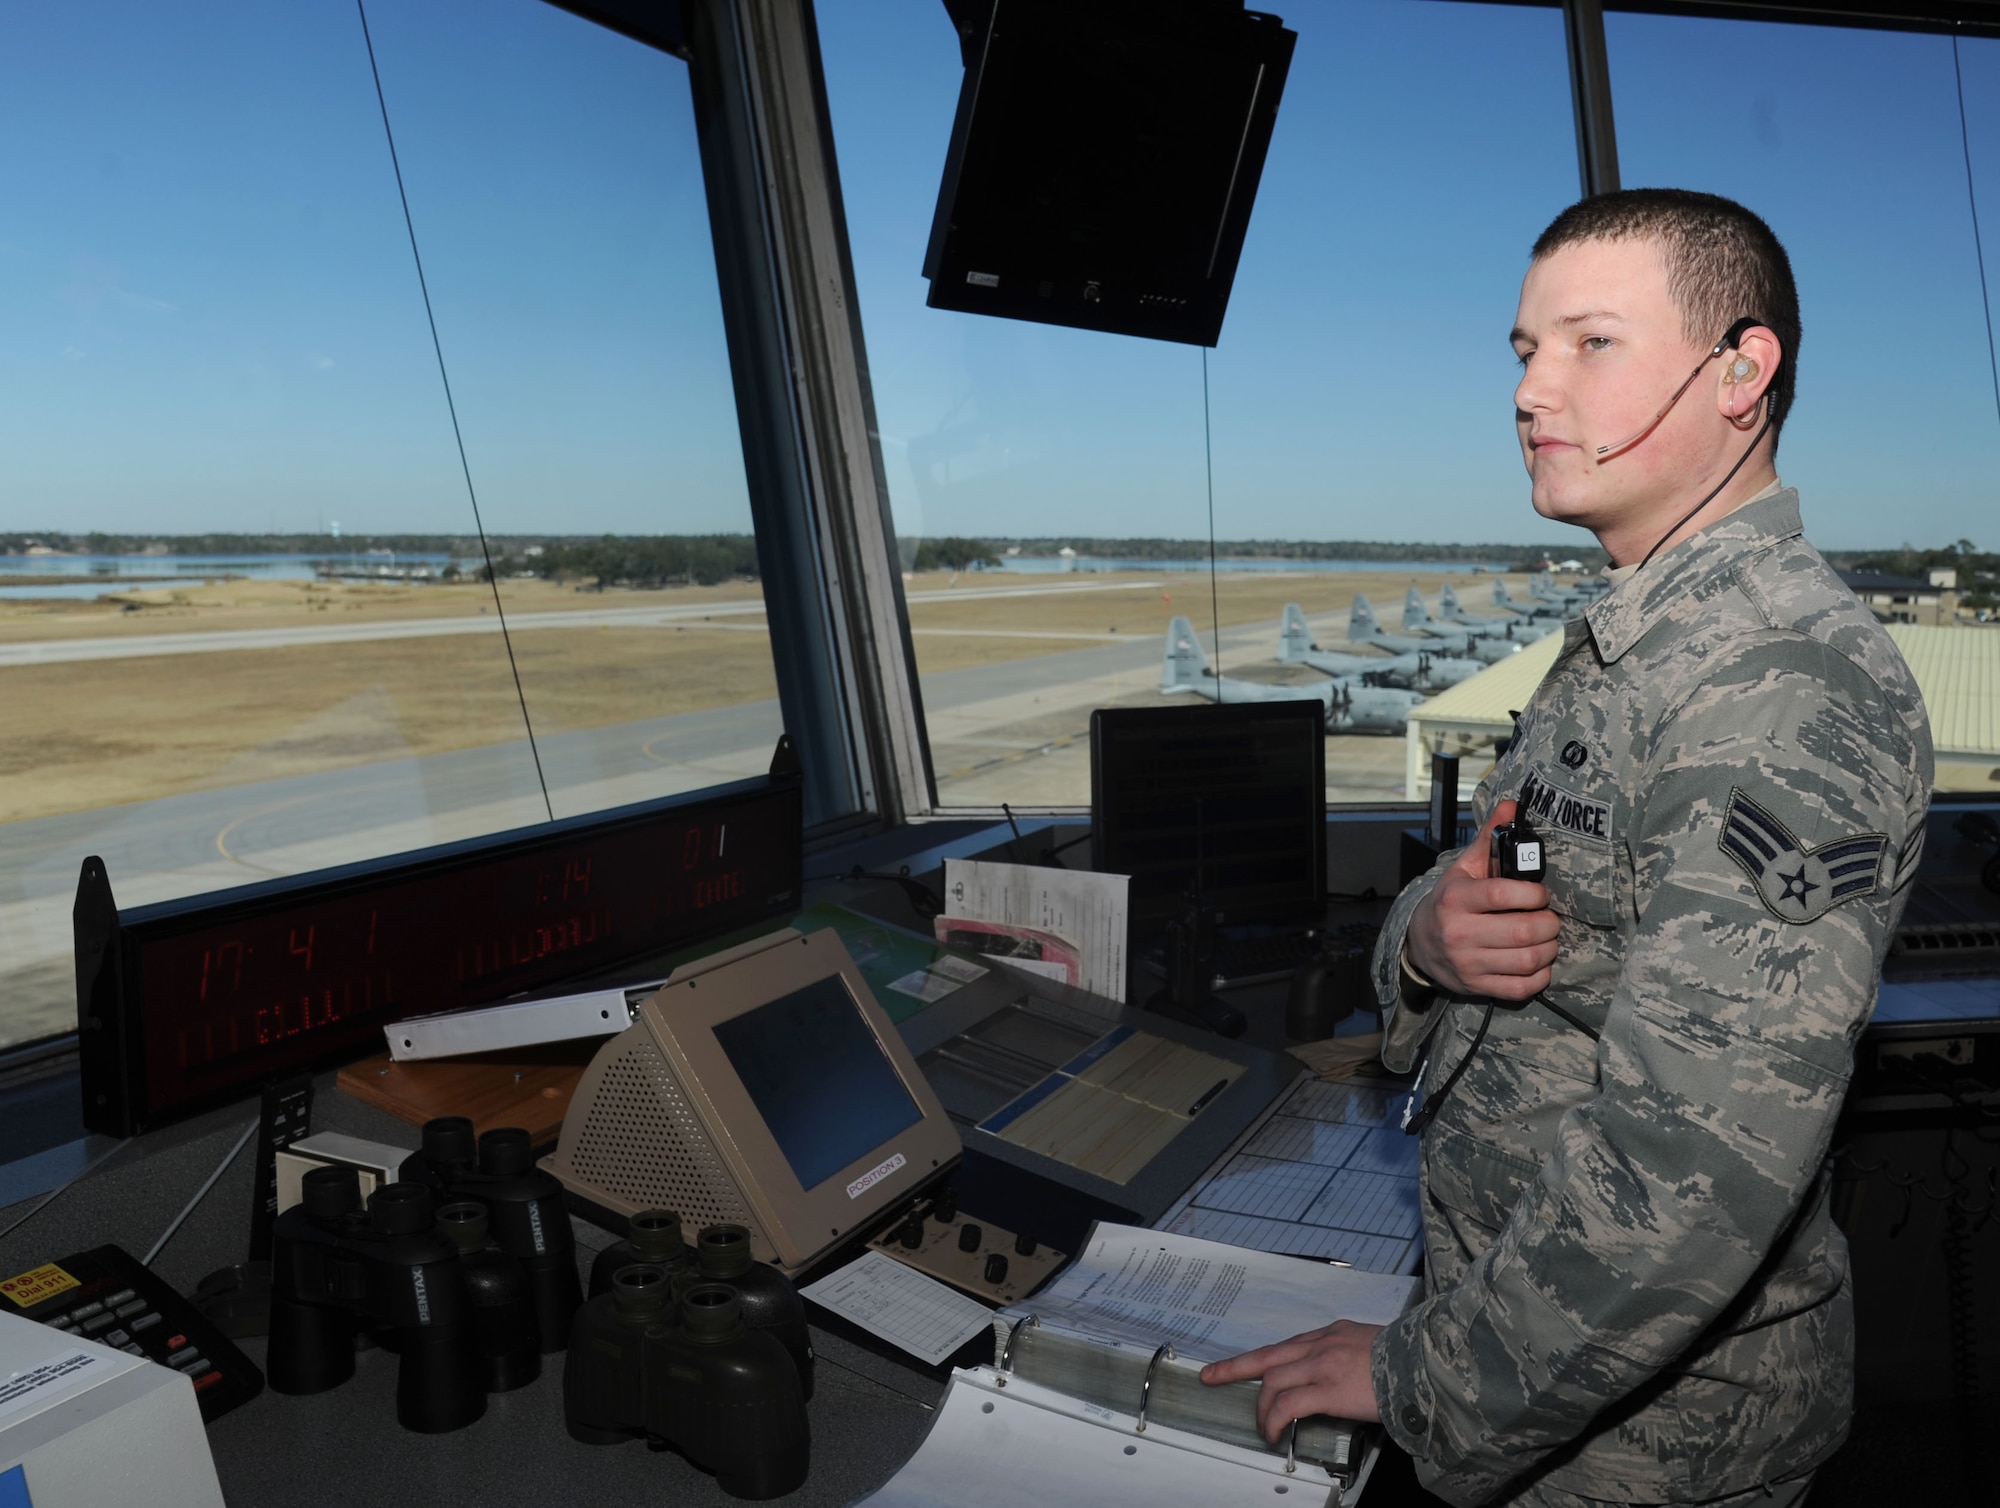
[991,555,1515,575]
[0,552,470,600]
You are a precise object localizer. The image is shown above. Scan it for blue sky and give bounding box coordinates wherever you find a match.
[1,0,1995,550]
[0,0,746,538]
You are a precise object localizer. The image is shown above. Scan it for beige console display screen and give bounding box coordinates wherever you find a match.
[712,975,923,1191]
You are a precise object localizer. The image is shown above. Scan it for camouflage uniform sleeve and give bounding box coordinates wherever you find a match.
[1372,771,1503,1074]
[1369,636,1927,1505]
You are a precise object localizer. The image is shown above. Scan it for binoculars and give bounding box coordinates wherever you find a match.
[588,1215,812,1401]
[399,1117,584,1352]
[565,1265,810,1499]
[266,1170,539,1432]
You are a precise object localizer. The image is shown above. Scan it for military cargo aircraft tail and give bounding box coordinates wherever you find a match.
[1350,594,1385,644]
[1439,582,1486,624]
[1402,587,1435,632]
[1278,603,1318,663]
[1161,615,1212,693]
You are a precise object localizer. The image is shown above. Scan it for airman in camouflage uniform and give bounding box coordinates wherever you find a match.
[1367,487,1933,1503]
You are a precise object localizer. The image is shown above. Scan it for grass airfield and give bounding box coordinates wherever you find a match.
[0,565,1525,822]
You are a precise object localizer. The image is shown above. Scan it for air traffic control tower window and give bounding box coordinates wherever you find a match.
[1606,11,2000,795]
[818,0,1578,809]
[0,0,774,1051]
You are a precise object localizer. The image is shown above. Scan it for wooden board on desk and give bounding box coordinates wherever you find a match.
[337,1038,601,1145]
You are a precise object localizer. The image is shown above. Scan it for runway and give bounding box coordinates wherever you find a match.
[0,575,1166,668]
[0,605,1406,1047]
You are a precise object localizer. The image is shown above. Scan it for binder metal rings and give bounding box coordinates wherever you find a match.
[998,1314,1039,1383]
[1285,1420,1299,1475]
[1136,1343,1175,1433]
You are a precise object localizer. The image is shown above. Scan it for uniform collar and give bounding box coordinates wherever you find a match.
[1583,488,1803,664]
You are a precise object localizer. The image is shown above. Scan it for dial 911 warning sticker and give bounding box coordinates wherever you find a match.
[0,1263,81,1310]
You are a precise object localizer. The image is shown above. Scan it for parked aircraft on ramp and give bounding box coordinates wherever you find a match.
[1278,604,1481,691]
[1491,577,1573,622]
[1401,587,1549,655]
[1437,581,1544,637]
[1435,582,1550,640]
[1160,616,1424,733]
[1350,595,1522,664]
[1528,570,1609,610]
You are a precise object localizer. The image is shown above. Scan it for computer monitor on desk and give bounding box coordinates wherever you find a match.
[542,928,960,1276]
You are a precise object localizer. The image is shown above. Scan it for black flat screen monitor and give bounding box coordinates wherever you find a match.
[923,0,1297,347]
[1090,701,1326,935]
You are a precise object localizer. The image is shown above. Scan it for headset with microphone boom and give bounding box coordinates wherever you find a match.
[1596,314,1779,571]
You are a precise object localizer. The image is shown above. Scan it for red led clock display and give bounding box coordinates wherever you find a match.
[84,780,801,1134]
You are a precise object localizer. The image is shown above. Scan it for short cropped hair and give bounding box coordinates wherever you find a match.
[1533,189,1801,436]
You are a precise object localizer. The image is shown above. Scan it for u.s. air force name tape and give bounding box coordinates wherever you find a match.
[1519,768,1612,844]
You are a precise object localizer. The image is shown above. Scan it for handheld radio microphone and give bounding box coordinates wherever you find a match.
[1595,315,1765,458]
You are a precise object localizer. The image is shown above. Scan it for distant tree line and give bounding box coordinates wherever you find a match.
[0,530,767,588]
[982,536,1613,569]
[2,531,494,557]
[910,537,1000,571]
[511,535,761,588]
[10,531,1988,607]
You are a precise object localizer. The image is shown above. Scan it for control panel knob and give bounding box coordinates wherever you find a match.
[956,1223,982,1253]
[931,1189,958,1223]
[898,1219,925,1250]
[1014,1232,1038,1256]
[984,1253,1009,1285]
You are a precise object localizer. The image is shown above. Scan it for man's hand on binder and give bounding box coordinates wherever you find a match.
[1197,1320,1383,1438]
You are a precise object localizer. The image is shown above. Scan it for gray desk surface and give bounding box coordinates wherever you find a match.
[0,1080,951,1507]
[0,852,1396,1507]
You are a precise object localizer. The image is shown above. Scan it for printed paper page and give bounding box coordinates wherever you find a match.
[1004,1222,1416,1364]
[800,1250,994,1367]
[943,859,1129,1000]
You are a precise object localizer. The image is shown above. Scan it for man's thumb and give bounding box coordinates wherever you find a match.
[1453,798,1519,879]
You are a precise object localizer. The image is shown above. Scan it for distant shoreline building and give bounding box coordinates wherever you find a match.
[1837,567,1956,626]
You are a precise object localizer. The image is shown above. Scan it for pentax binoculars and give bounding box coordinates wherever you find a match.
[266,1169,538,1432]
[588,1215,813,1401]
[565,1264,810,1499]
[399,1117,584,1352]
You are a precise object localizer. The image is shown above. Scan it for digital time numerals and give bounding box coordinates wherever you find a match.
[175,910,393,1073]
[126,785,800,1123]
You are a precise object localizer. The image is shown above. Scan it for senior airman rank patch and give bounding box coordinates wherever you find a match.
[1719,789,1887,923]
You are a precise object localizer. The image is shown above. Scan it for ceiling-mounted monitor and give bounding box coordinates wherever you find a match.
[923,0,1296,347]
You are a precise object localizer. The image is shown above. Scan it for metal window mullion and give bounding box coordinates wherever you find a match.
[787,0,938,818]
[736,8,881,818]
[687,0,864,824]
[740,32,880,824]
[1562,0,1620,197]
[732,0,936,824]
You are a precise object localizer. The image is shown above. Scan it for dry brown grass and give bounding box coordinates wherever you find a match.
[0,567,1523,823]
[0,626,779,823]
